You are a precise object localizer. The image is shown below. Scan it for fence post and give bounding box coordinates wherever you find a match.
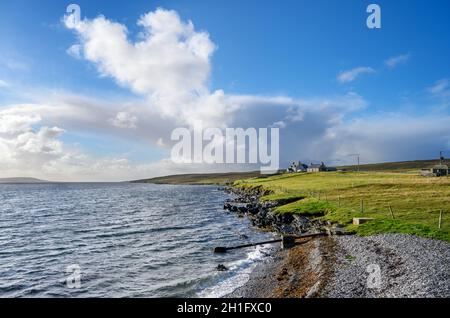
[338,196,341,208]
[360,199,364,213]
[389,205,395,219]
[439,210,443,229]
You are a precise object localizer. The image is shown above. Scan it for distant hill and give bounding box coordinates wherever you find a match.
[131,159,448,185]
[0,177,50,184]
[131,171,275,185]
[338,159,446,172]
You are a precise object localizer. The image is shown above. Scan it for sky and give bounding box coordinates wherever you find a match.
[1,0,450,181]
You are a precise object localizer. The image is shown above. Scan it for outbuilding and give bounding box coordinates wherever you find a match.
[432,164,449,177]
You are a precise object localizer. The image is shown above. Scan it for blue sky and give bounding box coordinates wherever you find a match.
[2,0,450,103]
[1,1,450,181]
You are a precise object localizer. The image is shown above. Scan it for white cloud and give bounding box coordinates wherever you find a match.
[66,44,82,59]
[428,79,450,109]
[337,67,375,83]
[110,111,138,129]
[0,79,10,88]
[428,79,450,97]
[0,112,41,134]
[156,137,165,146]
[0,58,28,71]
[385,54,410,68]
[0,111,66,171]
[64,8,215,97]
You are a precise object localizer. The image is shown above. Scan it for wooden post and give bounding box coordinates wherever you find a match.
[389,205,395,219]
[360,199,364,213]
[318,192,321,200]
[282,235,296,249]
[439,210,443,229]
[338,196,341,208]
[214,233,326,253]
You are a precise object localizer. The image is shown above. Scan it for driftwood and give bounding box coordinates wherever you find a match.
[213,233,326,253]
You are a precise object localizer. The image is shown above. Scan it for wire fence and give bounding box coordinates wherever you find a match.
[271,185,447,230]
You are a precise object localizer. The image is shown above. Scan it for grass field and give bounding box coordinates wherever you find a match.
[235,171,450,241]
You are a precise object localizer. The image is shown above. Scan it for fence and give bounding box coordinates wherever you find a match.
[272,185,447,230]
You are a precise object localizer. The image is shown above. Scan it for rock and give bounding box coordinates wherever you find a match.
[220,186,329,236]
[238,206,248,213]
[217,264,228,271]
[248,207,259,214]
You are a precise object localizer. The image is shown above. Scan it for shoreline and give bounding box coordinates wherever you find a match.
[224,234,450,298]
[221,185,450,298]
[225,237,335,298]
[221,185,334,298]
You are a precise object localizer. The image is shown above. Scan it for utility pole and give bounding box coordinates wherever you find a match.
[348,154,360,172]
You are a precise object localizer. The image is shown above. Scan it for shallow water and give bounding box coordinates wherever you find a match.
[0,183,273,297]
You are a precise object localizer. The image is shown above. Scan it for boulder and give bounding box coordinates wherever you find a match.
[216,264,228,271]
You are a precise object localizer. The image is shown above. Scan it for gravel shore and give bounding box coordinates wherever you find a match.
[324,234,450,298]
[226,234,450,298]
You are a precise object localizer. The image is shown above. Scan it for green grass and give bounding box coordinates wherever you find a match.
[352,219,450,241]
[260,193,305,205]
[274,198,334,216]
[234,171,450,242]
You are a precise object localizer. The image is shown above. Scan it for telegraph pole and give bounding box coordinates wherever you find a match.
[348,154,360,172]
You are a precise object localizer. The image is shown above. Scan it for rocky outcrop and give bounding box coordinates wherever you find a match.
[223,186,329,235]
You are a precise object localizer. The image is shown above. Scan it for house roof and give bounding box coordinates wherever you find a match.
[309,164,323,168]
[433,164,449,169]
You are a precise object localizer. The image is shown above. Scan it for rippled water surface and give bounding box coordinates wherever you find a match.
[0,183,273,297]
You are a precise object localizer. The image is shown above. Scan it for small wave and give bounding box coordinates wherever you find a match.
[197,244,273,298]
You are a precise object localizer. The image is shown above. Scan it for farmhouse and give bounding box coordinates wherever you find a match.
[421,164,450,177]
[307,162,337,173]
[286,161,336,173]
[307,162,326,173]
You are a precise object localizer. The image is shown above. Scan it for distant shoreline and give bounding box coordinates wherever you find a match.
[0,177,52,184]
